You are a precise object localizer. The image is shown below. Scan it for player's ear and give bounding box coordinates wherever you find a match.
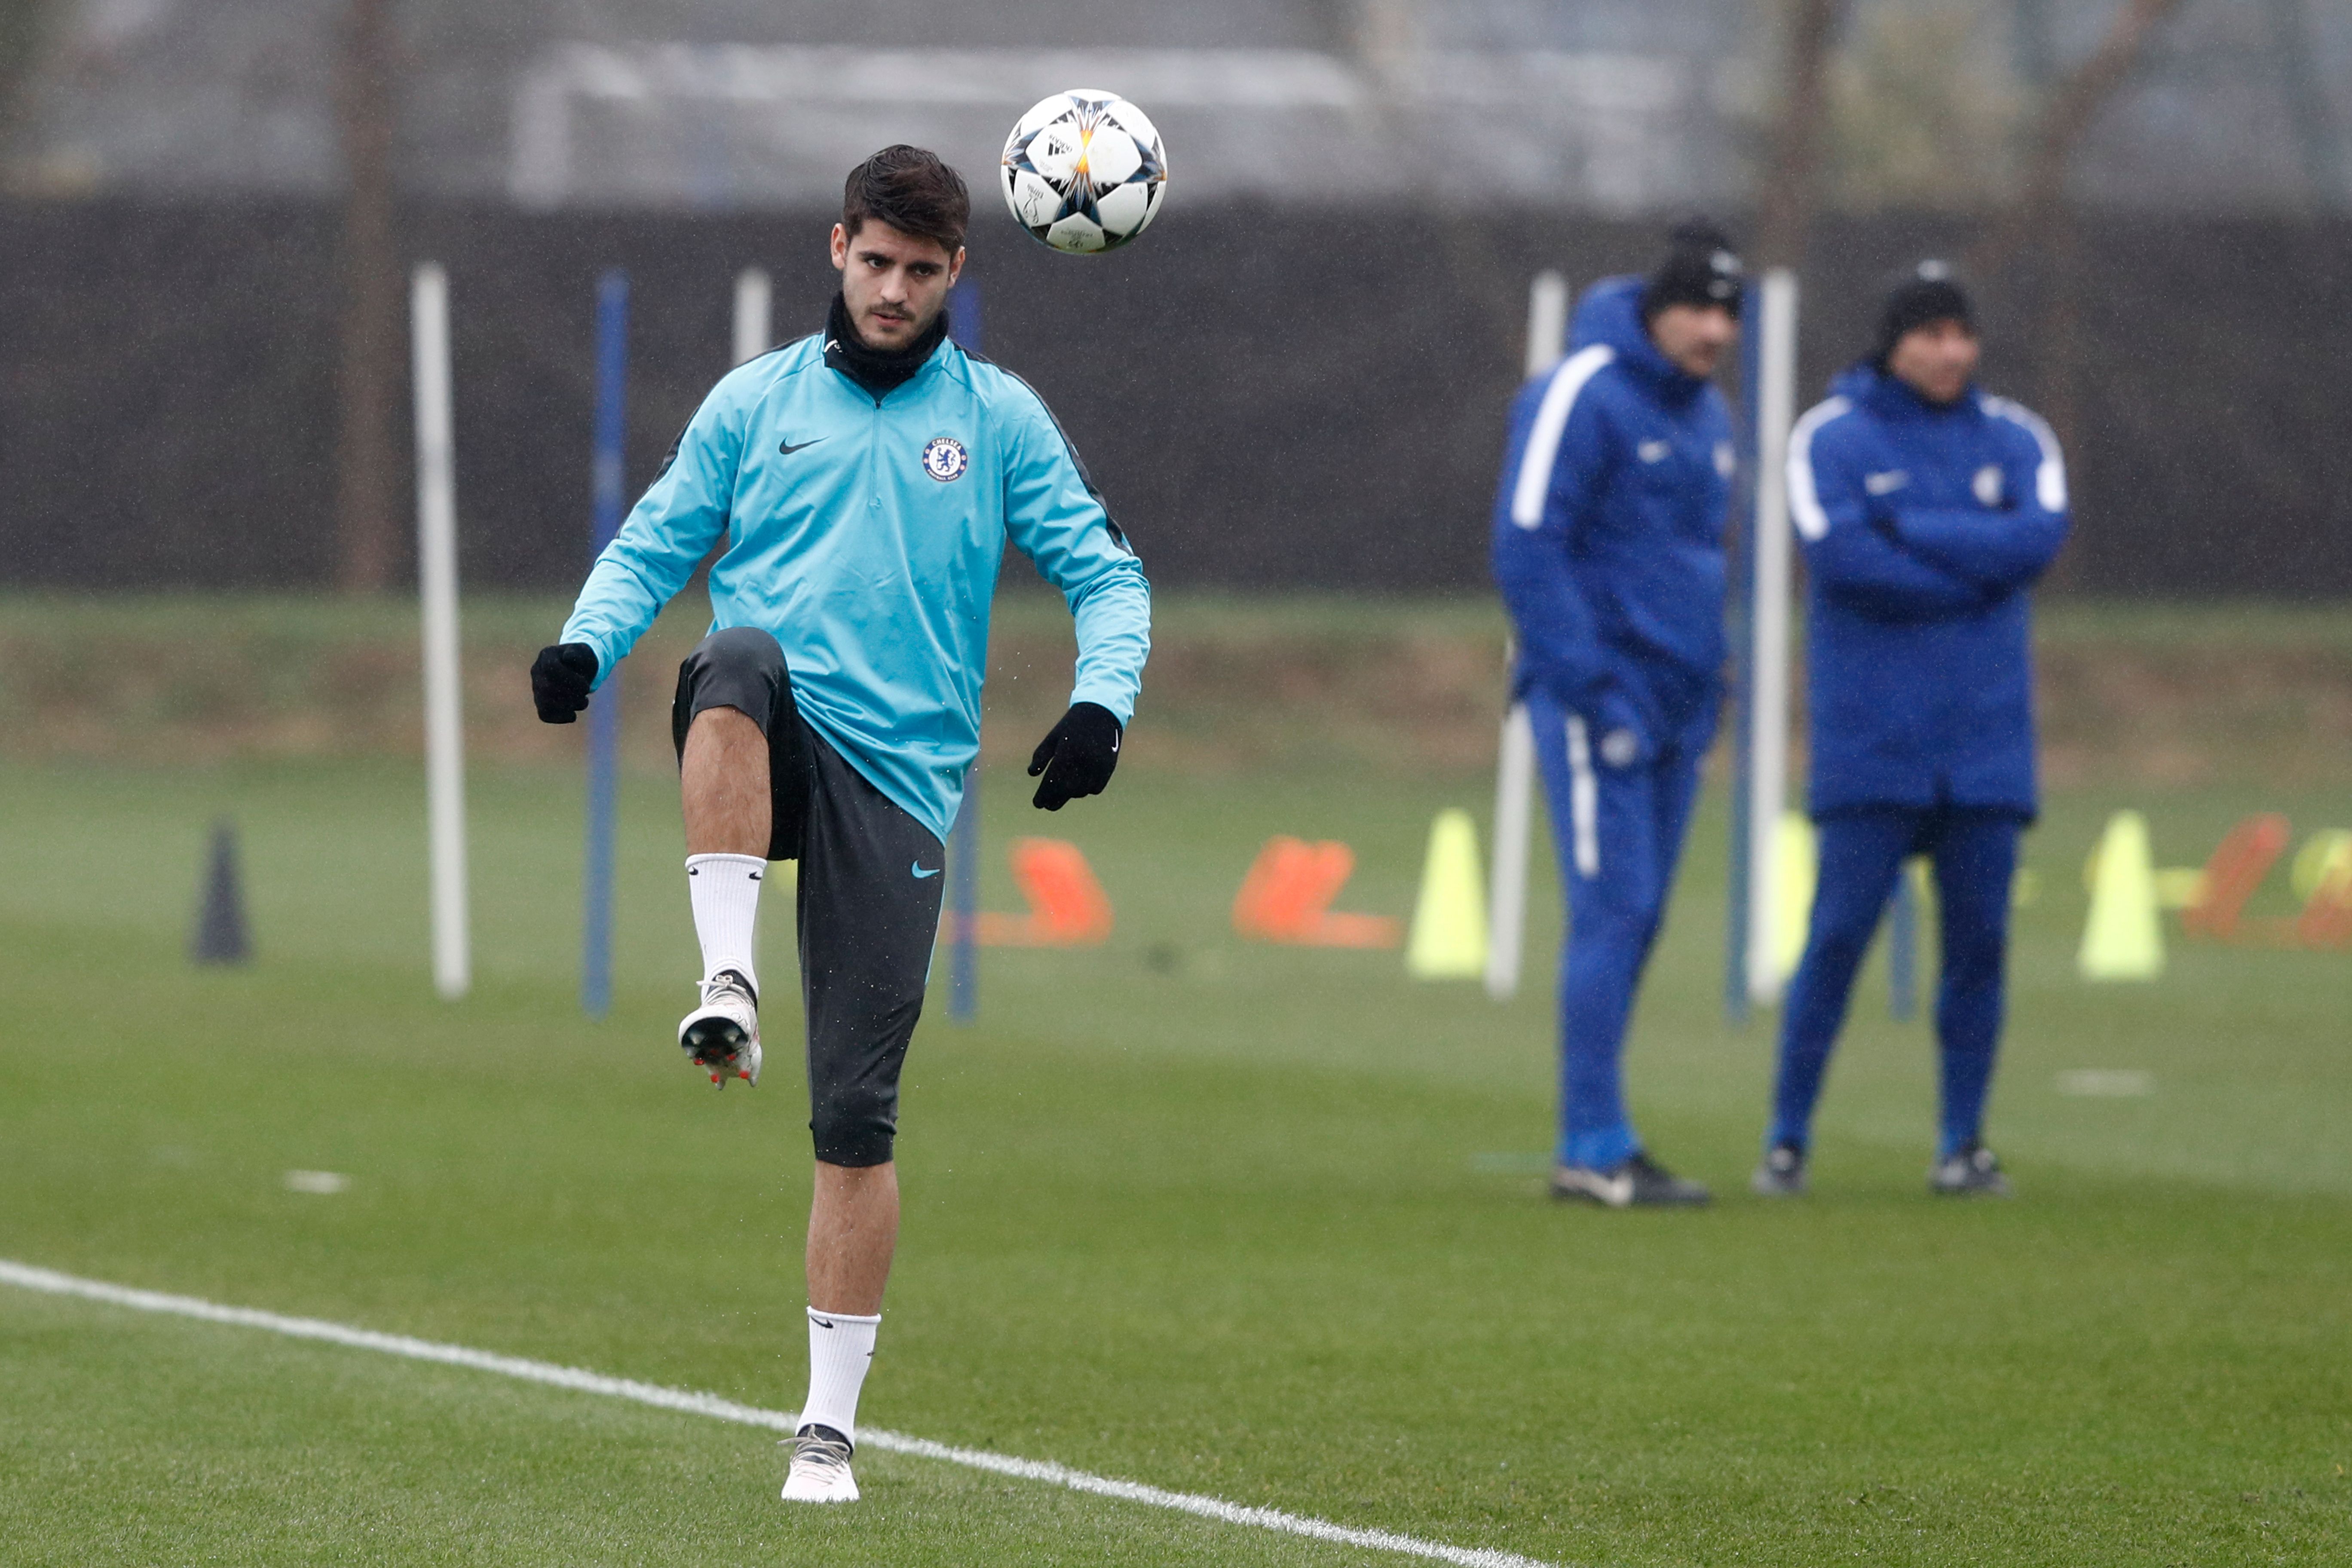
[829,223,849,272]
[946,247,966,288]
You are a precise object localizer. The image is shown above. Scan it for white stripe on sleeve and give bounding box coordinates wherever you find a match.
[1984,396,2067,512]
[1565,714,1600,878]
[1508,345,1615,530]
[1784,395,1853,542]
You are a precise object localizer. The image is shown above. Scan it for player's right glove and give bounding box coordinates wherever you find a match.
[530,643,599,723]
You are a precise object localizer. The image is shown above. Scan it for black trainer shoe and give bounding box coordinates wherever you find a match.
[1929,1142,2012,1197]
[1750,1142,1809,1197]
[1550,1152,1712,1208]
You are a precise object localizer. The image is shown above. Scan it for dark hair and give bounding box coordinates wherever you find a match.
[842,145,970,254]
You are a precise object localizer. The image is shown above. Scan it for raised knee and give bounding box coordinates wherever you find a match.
[702,625,786,678]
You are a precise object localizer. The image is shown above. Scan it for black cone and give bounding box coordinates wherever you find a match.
[191,819,251,966]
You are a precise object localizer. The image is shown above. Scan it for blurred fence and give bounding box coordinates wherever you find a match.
[0,196,2346,596]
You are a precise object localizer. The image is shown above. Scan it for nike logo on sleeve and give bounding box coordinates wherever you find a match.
[912,862,941,879]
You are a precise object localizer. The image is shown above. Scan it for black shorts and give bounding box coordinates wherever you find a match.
[674,628,945,1168]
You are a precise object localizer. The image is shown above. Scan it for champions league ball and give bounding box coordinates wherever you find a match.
[999,90,1167,254]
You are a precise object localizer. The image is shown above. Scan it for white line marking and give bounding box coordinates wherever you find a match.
[0,1258,1558,1568]
[2055,1069,2154,1098]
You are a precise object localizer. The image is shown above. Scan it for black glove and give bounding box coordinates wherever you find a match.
[530,643,599,723]
[1027,701,1122,810]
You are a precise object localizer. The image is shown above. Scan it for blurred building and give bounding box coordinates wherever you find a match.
[12,0,2349,214]
[2,3,2349,597]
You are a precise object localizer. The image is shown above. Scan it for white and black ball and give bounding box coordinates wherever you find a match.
[999,90,1167,254]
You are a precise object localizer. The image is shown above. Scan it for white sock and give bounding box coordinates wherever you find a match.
[685,854,766,993]
[799,1308,880,1445]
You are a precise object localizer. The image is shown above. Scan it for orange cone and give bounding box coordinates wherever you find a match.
[2180,814,2290,944]
[970,838,1113,946]
[1231,837,1401,948]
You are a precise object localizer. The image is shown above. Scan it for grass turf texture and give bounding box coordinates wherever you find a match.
[3,755,2350,1564]
[9,590,2352,788]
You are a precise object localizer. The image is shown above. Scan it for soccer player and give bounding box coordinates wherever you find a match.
[1491,221,1743,1208]
[1754,263,2067,1199]
[528,146,1150,1501]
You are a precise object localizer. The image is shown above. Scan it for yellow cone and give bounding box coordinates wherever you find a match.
[1406,808,1489,980]
[2079,810,2164,981]
[1773,812,1819,986]
[2291,829,2352,901]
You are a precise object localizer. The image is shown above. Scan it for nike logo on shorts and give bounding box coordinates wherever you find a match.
[780,438,824,455]
[912,863,940,879]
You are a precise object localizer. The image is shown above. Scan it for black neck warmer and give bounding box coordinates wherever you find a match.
[824,294,949,401]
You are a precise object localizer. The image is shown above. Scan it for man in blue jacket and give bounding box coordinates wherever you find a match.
[1492,222,1742,1207]
[1756,263,2067,1200]
[528,147,1150,1502]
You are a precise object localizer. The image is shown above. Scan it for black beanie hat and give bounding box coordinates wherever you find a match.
[1641,218,1744,322]
[1873,261,1975,367]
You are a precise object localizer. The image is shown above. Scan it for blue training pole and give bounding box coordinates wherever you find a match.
[946,278,982,1023]
[582,270,629,1020]
[1723,291,1764,1025]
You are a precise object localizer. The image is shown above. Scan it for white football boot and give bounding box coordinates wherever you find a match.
[677,969,761,1088]
[781,1425,859,1503]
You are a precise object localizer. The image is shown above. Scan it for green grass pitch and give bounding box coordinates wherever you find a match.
[1,752,2348,1565]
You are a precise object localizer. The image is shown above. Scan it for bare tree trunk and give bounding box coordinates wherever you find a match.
[334,0,401,594]
[0,0,54,159]
[1969,0,2181,591]
[1970,0,2186,279]
[1752,0,1846,270]
[2035,206,2086,588]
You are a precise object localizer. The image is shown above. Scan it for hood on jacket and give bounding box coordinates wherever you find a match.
[1570,276,1709,400]
[1829,359,1980,418]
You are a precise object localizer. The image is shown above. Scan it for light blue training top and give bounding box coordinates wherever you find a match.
[560,329,1152,844]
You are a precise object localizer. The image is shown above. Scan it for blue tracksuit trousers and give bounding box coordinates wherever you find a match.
[1526,689,1711,1171]
[1770,807,2022,1159]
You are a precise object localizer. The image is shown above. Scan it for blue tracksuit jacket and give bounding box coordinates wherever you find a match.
[1492,278,1733,747]
[1490,278,1733,1171]
[561,329,1152,843]
[1786,365,2069,816]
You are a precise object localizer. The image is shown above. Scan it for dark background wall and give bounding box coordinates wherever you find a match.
[1,197,2345,596]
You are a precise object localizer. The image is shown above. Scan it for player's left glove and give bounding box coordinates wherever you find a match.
[1028,701,1122,811]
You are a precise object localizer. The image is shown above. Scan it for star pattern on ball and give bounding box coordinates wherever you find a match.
[1000,90,1168,254]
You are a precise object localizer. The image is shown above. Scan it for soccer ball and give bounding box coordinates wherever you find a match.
[999,90,1167,254]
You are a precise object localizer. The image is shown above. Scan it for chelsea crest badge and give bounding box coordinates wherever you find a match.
[921,436,969,482]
